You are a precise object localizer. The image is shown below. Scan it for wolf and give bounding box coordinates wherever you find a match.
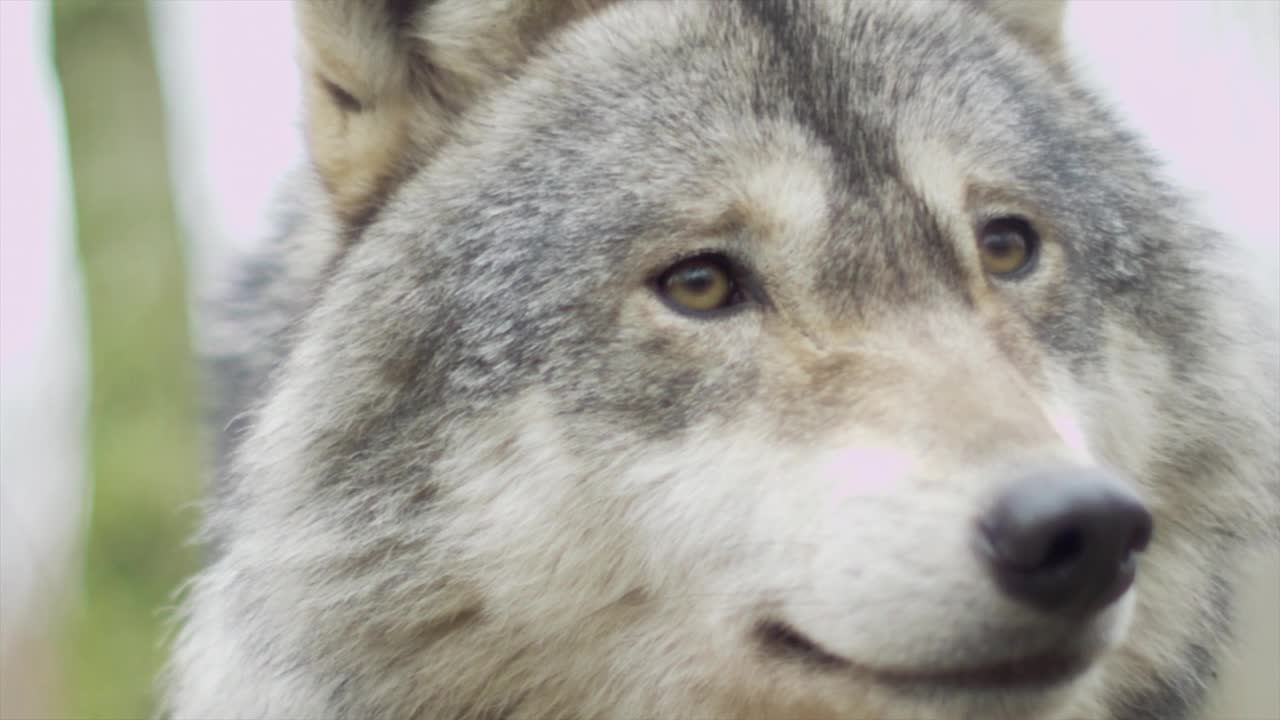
[166,1,1280,718]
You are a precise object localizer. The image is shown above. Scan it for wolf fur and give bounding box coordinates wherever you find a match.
[168,1,1280,718]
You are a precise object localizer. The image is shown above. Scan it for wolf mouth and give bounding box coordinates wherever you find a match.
[756,620,1094,691]
[867,648,1093,691]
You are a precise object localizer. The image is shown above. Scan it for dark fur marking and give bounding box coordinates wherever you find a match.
[405,606,484,653]
[386,0,418,29]
[322,76,363,113]
[323,606,485,715]
[736,1,973,310]
[738,0,898,192]
[336,165,408,250]
[1107,643,1214,720]
[755,620,850,670]
[1105,574,1233,720]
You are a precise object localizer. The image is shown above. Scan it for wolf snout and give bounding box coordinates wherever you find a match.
[977,468,1153,618]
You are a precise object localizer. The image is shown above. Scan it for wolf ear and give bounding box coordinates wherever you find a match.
[971,0,1067,60]
[296,0,602,226]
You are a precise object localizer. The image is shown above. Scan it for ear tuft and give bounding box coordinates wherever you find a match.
[972,0,1067,60]
[294,0,606,230]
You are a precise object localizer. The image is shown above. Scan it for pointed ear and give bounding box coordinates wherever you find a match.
[971,0,1067,60]
[295,0,603,227]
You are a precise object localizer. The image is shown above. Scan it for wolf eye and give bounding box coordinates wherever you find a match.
[657,254,740,313]
[979,217,1039,277]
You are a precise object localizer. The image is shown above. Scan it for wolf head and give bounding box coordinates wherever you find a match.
[170,2,1280,719]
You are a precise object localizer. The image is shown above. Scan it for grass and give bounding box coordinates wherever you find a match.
[52,1,202,717]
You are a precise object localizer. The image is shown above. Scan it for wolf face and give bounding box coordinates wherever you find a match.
[169,2,1280,719]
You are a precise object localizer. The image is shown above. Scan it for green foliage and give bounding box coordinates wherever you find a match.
[52,1,203,716]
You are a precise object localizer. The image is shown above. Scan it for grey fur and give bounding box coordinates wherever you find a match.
[169,2,1279,719]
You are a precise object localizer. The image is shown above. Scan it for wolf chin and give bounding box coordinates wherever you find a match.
[167,1,1279,719]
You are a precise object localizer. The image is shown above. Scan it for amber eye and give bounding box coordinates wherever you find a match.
[658,254,739,313]
[978,217,1039,277]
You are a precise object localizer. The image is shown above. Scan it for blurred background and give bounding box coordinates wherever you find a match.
[0,1,1275,718]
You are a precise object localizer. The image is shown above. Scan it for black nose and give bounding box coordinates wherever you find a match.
[977,468,1153,617]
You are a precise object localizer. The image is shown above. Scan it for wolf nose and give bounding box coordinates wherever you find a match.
[977,468,1153,617]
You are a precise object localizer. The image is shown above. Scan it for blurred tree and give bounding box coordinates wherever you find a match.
[52,1,202,716]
